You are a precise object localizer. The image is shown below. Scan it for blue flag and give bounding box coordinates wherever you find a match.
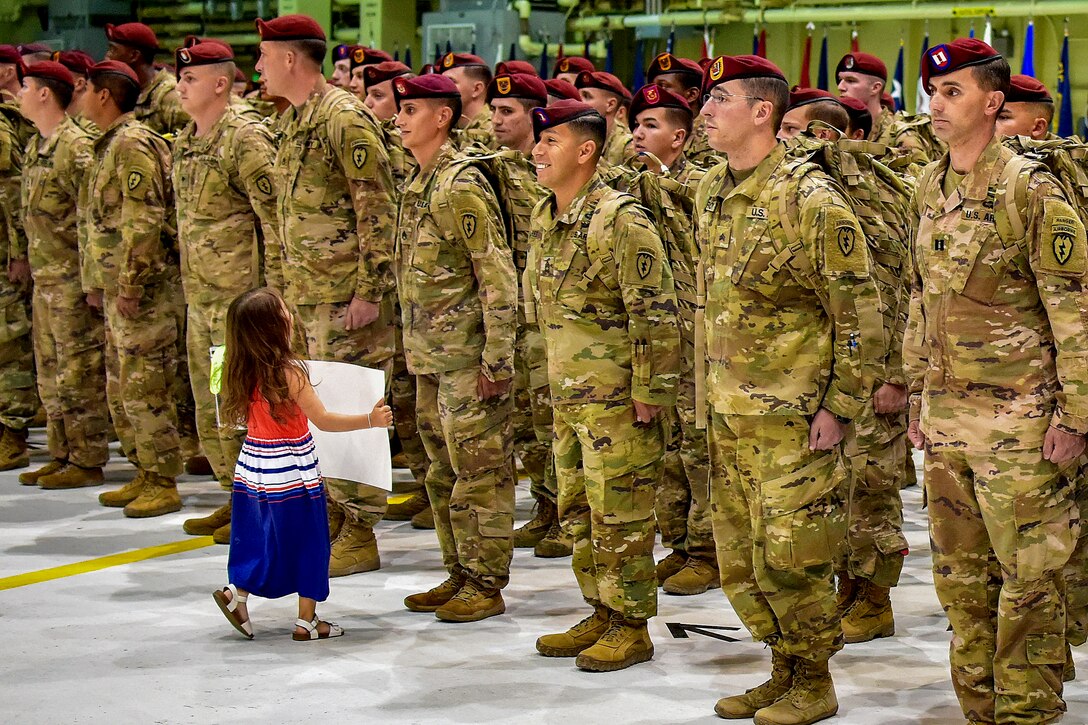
[539,41,549,78]
[1021,21,1035,77]
[1056,32,1074,137]
[892,41,904,112]
[404,47,412,70]
[605,37,614,74]
[667,27,675,55]
[509,43,516,61]
[916,32,930,113]
[817,31,828,90]
[584,38,590,59]
[632,39,645,92]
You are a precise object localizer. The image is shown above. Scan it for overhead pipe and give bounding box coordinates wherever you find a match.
[519,35,608,60]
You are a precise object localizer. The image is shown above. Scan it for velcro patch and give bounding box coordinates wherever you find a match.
[127,171,143,192]
[255,174,272,196]
[351,141,369,170]
[624,246,662,288]
[1039,203,1087,276]
[460,212,477,239]
[823,206,869,276]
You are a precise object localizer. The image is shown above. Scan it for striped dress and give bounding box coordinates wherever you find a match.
[228,392,331,601]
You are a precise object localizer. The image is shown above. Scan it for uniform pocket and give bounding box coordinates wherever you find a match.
[1026,632,1066,666]
[0,299,31,344]
[1014,483,1078,582]
[763,451,848,571]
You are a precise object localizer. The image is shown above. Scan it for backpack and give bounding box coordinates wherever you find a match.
[1002,135,1088,235]
[892,113,946,163]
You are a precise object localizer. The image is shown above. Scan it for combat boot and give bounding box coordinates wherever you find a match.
[405,572,466,612]
[183,501,232,536]
[655,551,687,583]
[841,580,895,644]
[536,605,612,657]
[19,459,64,486]
[435,580,505,622]
[753,657,838,725]
[0,426,29,471]
[411,505,436,529]
[1064,643,1076,682]
[99,470,150,507]
[835,573,859,615]
[212,523,231,545]
[38,463,104,490]
[184,455,213,476]
[328,521,380,577]
[513,496,554,548]
[385,489,430,521]
[663,556,720,596]
[575,613,654,672]
[534,519,573,557]
[328,501,345,541]
[716,647,796,718]
[124,475,182,518]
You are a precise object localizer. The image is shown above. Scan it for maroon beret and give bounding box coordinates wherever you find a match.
[922,38,1002,89]
[24,61,74,89]
[880,92,895,111]
[393,73,460,107]
[418,63,436,76]
[19,43,51,56]
[575,70,632,100]
[54,49,95,77]
[175,41,235,79]
[787,87,837,111]
[838,95,872,131]
[234,67,246,83]
[350,46,393,70]
[181,36,234,54]
[553,56,594,78]
[487,73,548,105]
[363,61,411,90]
[495,60,538,77]
[255,15,326,42]
[0,45,23,66]
[439,52,488,73]
[699,57,714,72]
[1006,74,1052,104]
[332,44,353,62]
[544,78,580,102]
[88,60,140,87]
[703,55,787,93]
[532,99,602,141]
[647,52,704,82]
[836,52,887,81]
[105,23,160,52]
[628,84,691,130]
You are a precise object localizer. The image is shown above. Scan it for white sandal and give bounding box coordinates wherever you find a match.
[213,584,253,639]
[292,616,345,641]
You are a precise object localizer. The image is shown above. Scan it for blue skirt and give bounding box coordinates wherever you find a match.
[227,431,331,601]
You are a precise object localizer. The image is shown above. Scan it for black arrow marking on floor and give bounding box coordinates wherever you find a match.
[666,622,742,642]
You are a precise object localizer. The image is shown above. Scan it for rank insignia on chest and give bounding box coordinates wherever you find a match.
[636,251,654,279]
[933,235,948,252]
[704,198,719,213]
[836,225,856,257]
[748,207,768,220]
[255,175,272,196]
[127,171,143,191]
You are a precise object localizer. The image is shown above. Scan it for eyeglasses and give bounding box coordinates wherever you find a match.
[703,90,766,106]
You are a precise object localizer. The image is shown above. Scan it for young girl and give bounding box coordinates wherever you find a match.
[212,287,392,641]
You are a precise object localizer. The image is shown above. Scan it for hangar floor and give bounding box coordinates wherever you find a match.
[2,434,1085,724]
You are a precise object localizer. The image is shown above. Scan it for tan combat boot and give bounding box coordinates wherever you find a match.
[329,520,380,577]
[1064,643,1076,683]
[99,470,150,507]
[656,551,687,583]
[0,426,30,471]
[19,459,65,486]
[212,523,231,545]
[183,501,232,536]
[327,500,345,541]
[411,505,436,529]
[404,572,466,612]
[575,613,655,672]
[835,573,859,615]
[534,518,573,558]
[715,648,795,718]
[536,605,612,657]
[385,489,430,521]
[38,463,105,490]
[124,474,182,518]
[513,496,554,548]
[841,580,895,644]
[435,580,506,622]
[753,657,838,725]
[184,455,213,476]
[663,556,720,596]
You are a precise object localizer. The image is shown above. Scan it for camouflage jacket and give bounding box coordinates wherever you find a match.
[685,114,720,168]
[695,143,883,420]
[458,107,494,150]
[82,113,174,298]
[135,69,190,138]
[525,173,680,407]
[871,108,932,168]
[21,115,94,287]
[905,137,1088,450]
[395,140,517,379]
[274,85,396,306]
[0,107,28,269]
[381,117,416,197]
[173,105,281,304]
[603,122,634,167]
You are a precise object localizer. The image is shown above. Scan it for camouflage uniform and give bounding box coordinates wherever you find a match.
[458,107,494,149]
[134,69,190,137]
[685,115,718,168]
[275,85,396,527]
[396,140,517,589]
[602,122,634,167]
[173,106,281,488]
[905,137,1088,724]
[22,115,109,469]
[525,174,680,620]
[695,144,883,661]
[83,114,181,478]
[871,107,934,168]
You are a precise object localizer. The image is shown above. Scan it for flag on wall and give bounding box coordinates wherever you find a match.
[916,30,931,114]
[817,29,829,90]
[800,24,814,88]
[754,27,766,57]
[667,26,675,55]
[632,39,645,91]
[850,27,859,52]
[538,41,548,78]
[1021,20,1035,77]
[1056,28,1074,137]
[892,40,904,112]
[701,24,713,60]
[605,36,614,74]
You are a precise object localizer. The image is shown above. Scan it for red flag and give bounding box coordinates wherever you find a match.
[757,29,767,58]
[851,28,859,52]
[701,26,710,60]
[800,33,812,88]
[556,42,564,62]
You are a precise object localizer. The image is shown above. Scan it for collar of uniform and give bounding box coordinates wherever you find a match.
[35,114,76,158]
[178,105,234,152]
[462,105,490,130]
[405,139,457,195]
[719,143,787,204]
[669,154,688,177]
[959,135,1006,202]
[94,111,136,151]
[293,83,335,127]
[869,107,894,142]
[554,173,605,226]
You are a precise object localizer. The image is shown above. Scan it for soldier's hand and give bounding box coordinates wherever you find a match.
[809,408,846,451]
[345,297,380,330]
[907,419,927,450]
[873,383,909,415]
[8,258,30,285]
[86,290,103,309]
[1043,426,1087,465]
[477,372,512,400]
[633,400,663,425]
[116,295,140,319]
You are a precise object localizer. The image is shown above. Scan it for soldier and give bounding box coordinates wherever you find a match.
[906,38,1088,724]
[346,46,395,101]
[645,52,716,167]
[776,88,850,141]
[996,74,1055,141]
[19,43,53,67]
[16,61,109,489]
[79,60,183,517]
[392,74,517,621]
[545,78,580,105]
[361,61,412,122]
[837,52,931,166]
[329,44,356,89]
[105,23,190,136]
[527,100,679,671]
[574,71,633,166]
[54,50,97,118]
[495,60,538,77]
[0,45,24,101]
[173,41,282,543]
[232,67,247,97]
[697,55,883,723]
[837,95,872,141]
[255,14,397,576]
[437,52,494,148]
[552,56,594,87]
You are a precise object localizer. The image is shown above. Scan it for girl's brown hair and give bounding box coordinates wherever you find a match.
[222,287,305,425]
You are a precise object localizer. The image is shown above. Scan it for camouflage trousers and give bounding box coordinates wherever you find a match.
[1066,461,1088,648]
[0,280,38,431]
[842,403,909,587]
[554,401,662,621]
[925,446,1079,724]
[415,365,515,589]
[186,300,244,489]
[169,281,200,460]
[103,283,182,477]
[513,321,554,500]
[390,306,427,489]
[709,412,847,662]
[31,283,109,468]
[295,298,394,528]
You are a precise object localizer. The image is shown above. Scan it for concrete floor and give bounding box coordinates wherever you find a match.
[2,434,1086,725]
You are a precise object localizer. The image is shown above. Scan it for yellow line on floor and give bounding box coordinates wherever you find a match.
[386,494,412,505]
[0,536,216,591]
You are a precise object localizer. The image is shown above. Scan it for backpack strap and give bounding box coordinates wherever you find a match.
[776,160,833,315]
[999,153,1033,242]
[584,188,626,292]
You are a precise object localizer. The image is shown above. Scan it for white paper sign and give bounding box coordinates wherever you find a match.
[304,360,392,491]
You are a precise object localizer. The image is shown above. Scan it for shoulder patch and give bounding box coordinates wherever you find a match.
[351,140,369,170]
[127,170,143,192]
[822,205,869,277]
[255,174,272,196]
[460,211,477,239]
[1039,201,1087,276]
